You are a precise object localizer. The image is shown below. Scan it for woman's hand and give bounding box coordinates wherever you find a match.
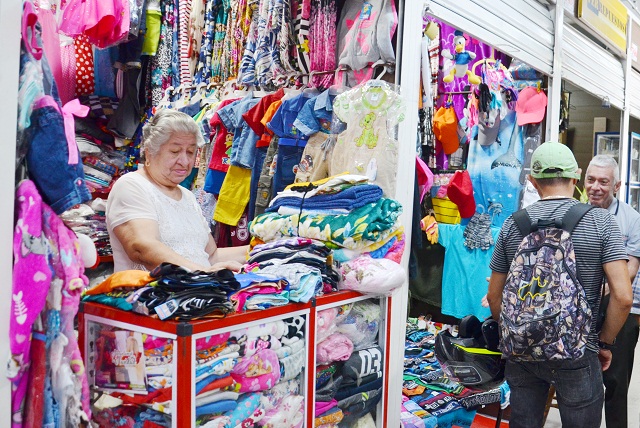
[208,260,244,273]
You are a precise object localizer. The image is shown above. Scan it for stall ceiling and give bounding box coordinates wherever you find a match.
[428,0,554,75]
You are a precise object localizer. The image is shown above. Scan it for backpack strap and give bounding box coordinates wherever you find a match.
[512,208,533,236]
[561,203,593,234]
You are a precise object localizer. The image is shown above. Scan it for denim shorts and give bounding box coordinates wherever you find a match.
[26,106,91,214]
[273,142,306,195]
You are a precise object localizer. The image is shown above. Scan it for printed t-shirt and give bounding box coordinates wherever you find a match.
[438,223,499,320]
[208,98,240,172]
[257,100,283,147]
[332,82,405,196]
[267,93,316,146]
[217,95,260,169]
[243,88,285,147]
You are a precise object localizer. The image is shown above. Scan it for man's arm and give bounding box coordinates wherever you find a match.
[487,272,508,321]
[599,259,633,370]
[627,255,640,281]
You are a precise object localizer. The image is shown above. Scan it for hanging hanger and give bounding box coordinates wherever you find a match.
[189,82,208,105]
[157,86,175,109]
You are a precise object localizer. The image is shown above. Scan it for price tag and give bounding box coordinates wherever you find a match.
[155,299,179,320]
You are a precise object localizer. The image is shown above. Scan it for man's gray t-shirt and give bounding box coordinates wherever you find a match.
[490,198,628,353]
[608,198,640,315]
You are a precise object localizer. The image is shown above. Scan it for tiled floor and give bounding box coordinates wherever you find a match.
[544,344,640,427]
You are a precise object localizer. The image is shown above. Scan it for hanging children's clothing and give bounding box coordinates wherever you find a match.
[331,81,405,197]
[267,91,319,194]
[292,87,345,183]
[336,0,397,83]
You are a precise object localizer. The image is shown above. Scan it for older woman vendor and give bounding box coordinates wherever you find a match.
[106,109,247,272]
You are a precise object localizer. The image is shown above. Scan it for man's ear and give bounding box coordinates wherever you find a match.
[614,180,622,194]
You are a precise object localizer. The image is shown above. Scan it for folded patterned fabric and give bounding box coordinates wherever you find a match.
[260,379,300,411]
[258,394,304,428]
[315,406,344,426]
[245,290,290,310]
[275,337,304,359]
[246,320,286,339]
[196,333,231,352]
[250,198,403,251]
[230,283,289,312]
[244,335,282,358]
[316,333,354,365]
[316,363,339,389]
[195,354,238,380]
[279,346,305,382]
[231,349,281,393]
[223,392,262,426]
[266,184,383,213]
[199,417,230,428]
[282,316,306,343]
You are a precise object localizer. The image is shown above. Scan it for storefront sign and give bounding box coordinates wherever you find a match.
[577,0,628,56]
[631,20,640,71]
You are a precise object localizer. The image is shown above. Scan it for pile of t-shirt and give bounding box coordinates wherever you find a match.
[314,300,384,427]
[82,264,240,320]
[195,316,306,427]
[401,318,510,428]
[245,237,339,299]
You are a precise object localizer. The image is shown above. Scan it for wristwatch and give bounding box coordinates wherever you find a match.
[598,339,616,350]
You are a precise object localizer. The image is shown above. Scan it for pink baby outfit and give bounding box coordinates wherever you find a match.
[59,0,130,48]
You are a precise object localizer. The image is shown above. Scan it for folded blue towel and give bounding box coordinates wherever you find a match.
[267,184,383,212]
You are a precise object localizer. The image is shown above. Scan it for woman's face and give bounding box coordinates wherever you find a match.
[148,132,198,186]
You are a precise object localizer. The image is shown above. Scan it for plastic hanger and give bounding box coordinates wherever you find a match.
[157,86,175,109]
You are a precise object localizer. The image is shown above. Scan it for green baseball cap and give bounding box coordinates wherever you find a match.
[530,141,581,179]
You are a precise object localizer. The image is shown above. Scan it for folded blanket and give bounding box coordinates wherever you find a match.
[267,184,383,213]
[251,198,402,251]
[316,333,354,365]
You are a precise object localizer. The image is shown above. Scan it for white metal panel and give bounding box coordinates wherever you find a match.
[562,25,626,109]
[428,0,555,75]
[629,71,640,119]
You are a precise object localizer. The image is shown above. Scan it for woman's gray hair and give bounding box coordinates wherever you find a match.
[141,109,204,158]
[588,154,620,183]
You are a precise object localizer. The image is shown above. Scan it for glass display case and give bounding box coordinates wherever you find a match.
[594,132,621,163]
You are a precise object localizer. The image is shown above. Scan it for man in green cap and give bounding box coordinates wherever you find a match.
[486,141,632,428]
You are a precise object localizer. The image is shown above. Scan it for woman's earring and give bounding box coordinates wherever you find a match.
[145,159,151,167]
